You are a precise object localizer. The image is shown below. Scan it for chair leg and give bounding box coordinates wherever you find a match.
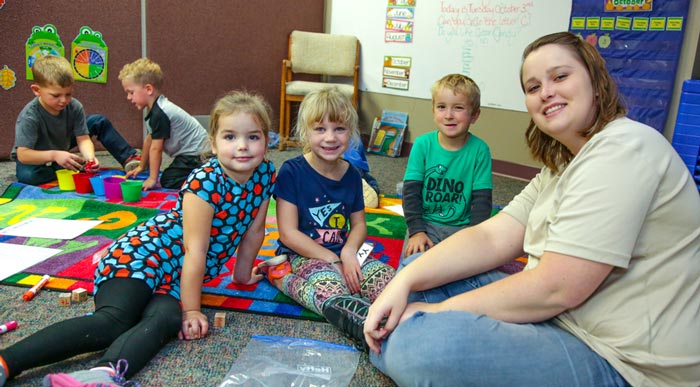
[281,100,292,151]
[279,100,288,151]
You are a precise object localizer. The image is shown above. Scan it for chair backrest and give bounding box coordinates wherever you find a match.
[289,30,358,77]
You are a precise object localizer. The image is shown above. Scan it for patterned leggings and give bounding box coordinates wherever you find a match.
[279,255,395,315]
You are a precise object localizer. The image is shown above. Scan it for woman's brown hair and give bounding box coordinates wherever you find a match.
[520,32,626,172]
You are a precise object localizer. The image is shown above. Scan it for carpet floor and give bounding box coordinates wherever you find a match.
[0,148,528,387]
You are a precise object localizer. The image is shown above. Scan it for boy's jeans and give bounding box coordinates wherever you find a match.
[15,114,136,185]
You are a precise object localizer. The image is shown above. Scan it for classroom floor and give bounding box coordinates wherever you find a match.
[0,148,528,387]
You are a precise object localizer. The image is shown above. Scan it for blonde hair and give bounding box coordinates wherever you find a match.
[31,55,73,87]
[203,90,273,159]
[295,87,360,154]
[520,32,626,173]
[118,57,164,90]
[431,74,481,112]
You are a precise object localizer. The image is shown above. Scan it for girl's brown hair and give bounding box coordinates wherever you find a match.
[202,90,272,160]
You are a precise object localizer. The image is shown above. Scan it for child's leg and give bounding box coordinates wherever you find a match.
[0,278,150,380]
[276,255,350,315]
[359,258,395,302]
[86,114,137,165]
[14,161,59,185]
[160,155,203,189]
[95,293,181,378]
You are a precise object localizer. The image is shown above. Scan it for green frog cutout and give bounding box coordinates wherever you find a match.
[71,26,109,83]
[25,24,65,80]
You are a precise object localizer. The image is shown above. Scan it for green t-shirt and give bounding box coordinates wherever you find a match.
[404,131,492,227]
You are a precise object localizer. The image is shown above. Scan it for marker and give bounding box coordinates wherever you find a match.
[0,321,17,335]
[22,274,51,301]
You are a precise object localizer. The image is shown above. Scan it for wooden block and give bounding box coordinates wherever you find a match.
[59,293,72,306]
[71,288,88,302]
[214,312,226,328]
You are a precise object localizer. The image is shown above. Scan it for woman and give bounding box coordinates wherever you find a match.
[363,32,700,387]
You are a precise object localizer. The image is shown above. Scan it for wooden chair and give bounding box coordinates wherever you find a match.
[279,30,360,150]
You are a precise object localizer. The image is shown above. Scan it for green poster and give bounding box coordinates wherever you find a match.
[25,24,65,80]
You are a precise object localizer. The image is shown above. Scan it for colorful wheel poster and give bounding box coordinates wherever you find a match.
[25,24,65,80]
[71,26,108,83]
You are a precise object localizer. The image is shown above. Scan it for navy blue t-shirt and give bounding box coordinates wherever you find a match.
[274,155,364,256]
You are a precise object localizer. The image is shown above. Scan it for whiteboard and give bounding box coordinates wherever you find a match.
[331,0,572,112]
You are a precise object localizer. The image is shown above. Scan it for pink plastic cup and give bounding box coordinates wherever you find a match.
[103,177,125,200]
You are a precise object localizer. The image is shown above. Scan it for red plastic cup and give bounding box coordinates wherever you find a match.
[73,172,96,194]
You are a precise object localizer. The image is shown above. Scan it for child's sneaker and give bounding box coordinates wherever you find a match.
[42,359,140,387]
[123,154,141,173]
[322,295,371,351]
[257,254,291,281]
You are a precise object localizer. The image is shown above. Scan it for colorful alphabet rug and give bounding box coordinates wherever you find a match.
[0,182,406,321]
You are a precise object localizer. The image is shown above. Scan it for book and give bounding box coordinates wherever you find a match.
[367,110,408,157]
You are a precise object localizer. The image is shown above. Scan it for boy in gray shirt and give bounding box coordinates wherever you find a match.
[120,58,208,190]
[13,55,140,185]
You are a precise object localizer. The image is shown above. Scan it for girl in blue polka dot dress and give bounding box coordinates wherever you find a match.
[0,91,276,387]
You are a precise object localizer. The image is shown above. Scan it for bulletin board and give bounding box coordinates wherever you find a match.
[330,0,572,112]
[569,0,690,132]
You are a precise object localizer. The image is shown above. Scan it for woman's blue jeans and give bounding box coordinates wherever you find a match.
[369,270,631,387]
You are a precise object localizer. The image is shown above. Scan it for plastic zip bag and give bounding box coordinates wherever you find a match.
[218,335,360,387]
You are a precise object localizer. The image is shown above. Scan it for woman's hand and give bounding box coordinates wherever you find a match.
[363,280,410,354]
[180,310,209,340]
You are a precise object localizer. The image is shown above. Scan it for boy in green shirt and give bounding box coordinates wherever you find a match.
[401,74,493,267]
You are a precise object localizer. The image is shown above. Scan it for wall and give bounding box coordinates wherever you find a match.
[0,1,325,160]
[145,1,324,118]
[0,0,142,160]
[330,0,571,112]
[327,1,700,179]
[664,0,700,142]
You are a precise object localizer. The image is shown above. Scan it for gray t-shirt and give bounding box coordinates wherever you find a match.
[145,95,208,158]
[12,97,88,160]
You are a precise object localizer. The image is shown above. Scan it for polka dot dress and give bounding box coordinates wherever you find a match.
[94,158,275,300]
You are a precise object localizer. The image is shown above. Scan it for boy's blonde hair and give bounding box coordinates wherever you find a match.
[296,87,361,154]
[31,55,73,87]
[203,90,273,160]
[431,74,481,112]
[118,57,164,89]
